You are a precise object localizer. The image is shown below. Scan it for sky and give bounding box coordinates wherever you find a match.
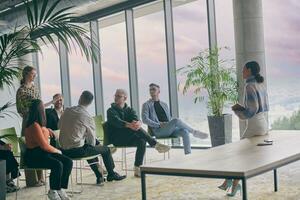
[33,0,300,146]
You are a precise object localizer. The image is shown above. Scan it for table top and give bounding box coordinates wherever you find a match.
[141,131,300,178]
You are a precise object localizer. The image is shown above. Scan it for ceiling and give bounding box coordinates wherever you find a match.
[0,0,196,33]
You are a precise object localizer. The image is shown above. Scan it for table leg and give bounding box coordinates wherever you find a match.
[141,171,146,200]
[274,169,278,192]
[242,178,247,200]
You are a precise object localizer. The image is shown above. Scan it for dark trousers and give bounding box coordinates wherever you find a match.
[111,128,157,166]
[0,150,19,179]
[24,147,73,190]
[62,144,115,178]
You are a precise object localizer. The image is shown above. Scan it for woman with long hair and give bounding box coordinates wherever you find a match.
[218,61,269,197]
[24,99,72,200]
[16,66,59,187]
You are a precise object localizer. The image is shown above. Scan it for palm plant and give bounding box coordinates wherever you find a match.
[0,0,98,89]
[0,101,19,119]
[178,47,237,117]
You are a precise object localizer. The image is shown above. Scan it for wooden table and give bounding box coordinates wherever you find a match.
[140,132,300,200]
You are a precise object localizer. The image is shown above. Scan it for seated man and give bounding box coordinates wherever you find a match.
[0,140,20,193]
[142,83,208,155]
[59,90,126,185]
[107,89,170,177]
[46,93,63,147]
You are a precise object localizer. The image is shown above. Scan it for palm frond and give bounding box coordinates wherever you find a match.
[25,0,98,62]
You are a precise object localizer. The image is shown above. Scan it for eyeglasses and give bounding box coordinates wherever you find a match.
[114,94,125,99]
[149,88,157,91]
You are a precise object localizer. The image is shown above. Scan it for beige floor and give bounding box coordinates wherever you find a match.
[6,148,300,200]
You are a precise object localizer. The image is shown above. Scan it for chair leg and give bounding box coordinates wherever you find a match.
[75,161,78,184]
[122,148,128,176]
[163,139,166,160]
[70,171,74,196]
[80,161,83,192]
[16,169,20,200]
[144,148,147,164]
[44,170,47,200]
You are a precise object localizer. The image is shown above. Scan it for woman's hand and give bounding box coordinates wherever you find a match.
[232,104,245,111]
[48,128,57,138]
[56,149,62,154]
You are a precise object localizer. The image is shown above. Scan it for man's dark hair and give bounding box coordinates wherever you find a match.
[149,83,160,88]
[53,93,61,99]
[80,90,94,105]
[26,99,46,128]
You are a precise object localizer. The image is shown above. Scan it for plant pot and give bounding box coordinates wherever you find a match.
[208,114,232,147]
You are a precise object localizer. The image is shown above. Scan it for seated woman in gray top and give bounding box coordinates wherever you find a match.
[218,61,269,197]
[142,83,208,155]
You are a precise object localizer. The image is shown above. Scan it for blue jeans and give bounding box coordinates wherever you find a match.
[153,118,193,154]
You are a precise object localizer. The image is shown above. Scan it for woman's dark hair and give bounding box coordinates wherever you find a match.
[20,66,35,85]
[26,99,46,128]
[245,61,264,83]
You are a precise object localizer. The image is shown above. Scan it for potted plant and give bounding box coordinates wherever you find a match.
[178,47,237,147]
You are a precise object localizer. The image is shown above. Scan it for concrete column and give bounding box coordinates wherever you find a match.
[233,0,267,137]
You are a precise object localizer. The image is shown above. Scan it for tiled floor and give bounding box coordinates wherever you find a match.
[6,147,300,200]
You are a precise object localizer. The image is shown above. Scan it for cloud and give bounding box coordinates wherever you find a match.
[102,67,128,82]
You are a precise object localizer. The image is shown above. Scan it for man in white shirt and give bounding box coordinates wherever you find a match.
[59,91,126,185]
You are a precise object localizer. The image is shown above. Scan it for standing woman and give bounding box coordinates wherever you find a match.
[16,66,55,187]
[24,99,72,200]
[218,61,269,197]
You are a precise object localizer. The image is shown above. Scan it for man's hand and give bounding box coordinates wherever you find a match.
[125,121,141,131]
[160,122,167,128]
[3,144,12,151]
[132,120,141,130]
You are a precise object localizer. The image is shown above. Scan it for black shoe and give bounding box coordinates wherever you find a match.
[96,177,105,186]
[106,172,126,182]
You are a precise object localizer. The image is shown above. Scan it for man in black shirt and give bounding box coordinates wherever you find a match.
[107,89,170,177]
[142,83,208,155]
[46,93,63,147]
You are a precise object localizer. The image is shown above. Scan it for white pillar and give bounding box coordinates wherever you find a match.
[233,0,267,137]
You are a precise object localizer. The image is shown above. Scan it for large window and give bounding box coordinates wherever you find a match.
[99,12,130,118]
[134,1,170,113]
[68,27,95,115]
[215,0,239,141]
[38,41,61,104]
[173,0,210,146]
[263,0,300,130]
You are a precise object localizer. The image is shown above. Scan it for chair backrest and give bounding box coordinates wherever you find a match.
[102,122,111,146]
[18,137,26,169]
[93,115,104,141]
[0,127,20,155]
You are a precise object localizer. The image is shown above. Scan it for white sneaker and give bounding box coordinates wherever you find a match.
[57,189,71,200]
[155,143,171,153]
[134,166,141,177]
[192,130,208,139]
[47,190,61,200]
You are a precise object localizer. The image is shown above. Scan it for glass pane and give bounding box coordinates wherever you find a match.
[69,28,96,115]
[215,0,239,141]
[263,0,300,130]
[134,1,170,117]
[99,12,130,119]
[173,0,210,147]
[38,41,61,104]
